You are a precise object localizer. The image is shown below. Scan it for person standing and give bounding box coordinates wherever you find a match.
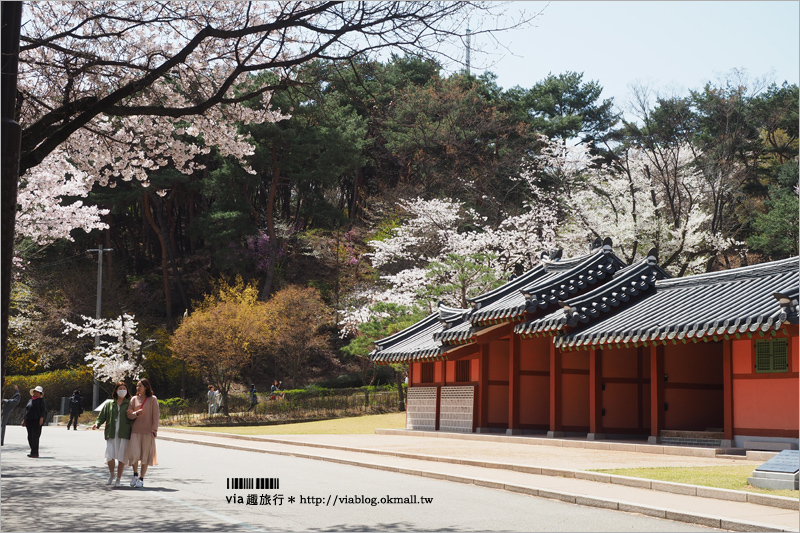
[66,389,83,430]
[22,385,47,458]
[126,379,159,488]
[246,384,258,412]
[269,380,283,400]
[214,387,222,414]
[2,384,21,446]
[92,382,133,487]
[207,385,216,416]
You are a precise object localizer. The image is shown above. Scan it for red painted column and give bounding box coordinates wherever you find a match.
[649,344,665,443]
[548,342,562,436]
[722,339,733,443]
[508,333,521,434]
[478,343,490,431]
[589,347,603,438]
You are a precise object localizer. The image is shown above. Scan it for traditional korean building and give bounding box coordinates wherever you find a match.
[371,244,799,450]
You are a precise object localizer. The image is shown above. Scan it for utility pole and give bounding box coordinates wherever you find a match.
[88,247,112,408]
[465,24,471,74]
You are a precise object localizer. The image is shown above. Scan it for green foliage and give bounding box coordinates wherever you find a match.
[342,303,427,359]
[313,366,396,388]
[748,162,800,259]
[524,71,619,147]
[418,252,503,308]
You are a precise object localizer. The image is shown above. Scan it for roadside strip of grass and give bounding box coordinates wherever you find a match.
[592,465,799,498]
[170,411,406,435]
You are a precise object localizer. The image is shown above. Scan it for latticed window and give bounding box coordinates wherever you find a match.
[455,360,471,382]
[421,362,435,383]
[755,338,789,373]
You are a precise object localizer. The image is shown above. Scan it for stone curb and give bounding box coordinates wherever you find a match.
[158,433,796,532]
[159,427,798,511]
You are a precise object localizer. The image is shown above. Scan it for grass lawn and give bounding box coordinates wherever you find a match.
[593,465,799,498]
[170,411,406,435]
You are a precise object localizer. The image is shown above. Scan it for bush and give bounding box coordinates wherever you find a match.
[158,397,189,417]
[3,367,94,423]
[4,367,94,406]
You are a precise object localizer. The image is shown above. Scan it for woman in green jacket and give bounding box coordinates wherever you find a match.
[92,382,133,487]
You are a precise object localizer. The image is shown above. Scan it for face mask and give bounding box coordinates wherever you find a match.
[117,389,127,397]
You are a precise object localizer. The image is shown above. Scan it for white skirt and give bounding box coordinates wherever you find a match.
[105,436,129,462]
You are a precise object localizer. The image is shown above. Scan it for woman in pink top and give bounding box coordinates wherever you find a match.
[125,378,159,488]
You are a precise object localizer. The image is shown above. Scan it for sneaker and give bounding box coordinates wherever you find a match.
[114,478,121,488]
[106,475,115,485]
[134,478,143,488]
[130,474,138,487]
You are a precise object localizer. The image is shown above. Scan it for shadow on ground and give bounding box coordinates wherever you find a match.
[1,449,254,532]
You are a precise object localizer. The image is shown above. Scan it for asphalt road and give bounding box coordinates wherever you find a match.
[0,425,719,532]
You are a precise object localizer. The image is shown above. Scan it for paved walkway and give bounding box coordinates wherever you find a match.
[157,427,800,532]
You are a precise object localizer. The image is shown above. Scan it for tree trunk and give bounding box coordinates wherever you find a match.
[160,195,190,312]
[143,193,173,322]
[350,164,363,221]
[260,145,281,301]
[1,2,22,392]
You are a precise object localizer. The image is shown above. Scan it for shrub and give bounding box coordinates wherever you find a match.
[3,367,94,423]
[4,367,94,406]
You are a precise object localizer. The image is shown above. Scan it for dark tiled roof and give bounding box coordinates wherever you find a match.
[370,304,471,363]
[433,320,476,344]
[515,253,671,337]
[470,245,625,326]
[370,312,444,363]
[554,256,800,349]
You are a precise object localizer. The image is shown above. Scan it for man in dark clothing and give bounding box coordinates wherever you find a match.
[246,384,258,412]
[66,390,83,430]
[2,384,21,445]
[22,385,47,457]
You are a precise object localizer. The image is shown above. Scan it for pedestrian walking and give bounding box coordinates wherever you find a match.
[22,385,47,458]
[207,385,216,416]
[126,379,159,488]
[246,384,258,412]
[2,384,21,446]
[92,382,133,487]
[66,389,83,430]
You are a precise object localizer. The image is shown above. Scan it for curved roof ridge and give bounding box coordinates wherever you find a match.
[468,263,546,306]
[519,250,626,305]
[541,246,607,273]
[514,256,667,337]
[437,303,470,324]
[656,256,799,289]
[563,256,670,311]
[374,312,440,350]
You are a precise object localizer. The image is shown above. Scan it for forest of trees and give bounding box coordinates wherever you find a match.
[6,3,798,401]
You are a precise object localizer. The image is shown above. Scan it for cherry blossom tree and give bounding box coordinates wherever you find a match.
[340,194,558,335]
[17,2,527,180]
[541,137,742,275]
[3,2,531,381]
[62,314,145,383]
[15,150,109,257]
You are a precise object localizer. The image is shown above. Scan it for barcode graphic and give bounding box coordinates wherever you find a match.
[226,478,279,490]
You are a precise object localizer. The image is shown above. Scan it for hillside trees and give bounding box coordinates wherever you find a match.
[623,74,799,268]
[6,0,529,384]
[263,286,333,389]
[171,279,334,405]
[170,278,271,413]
